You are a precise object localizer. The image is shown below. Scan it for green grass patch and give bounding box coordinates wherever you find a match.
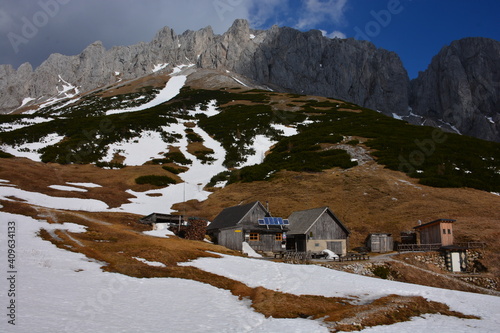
[0,150,14,158]
[162,165,184,174]
[135,175,177,186]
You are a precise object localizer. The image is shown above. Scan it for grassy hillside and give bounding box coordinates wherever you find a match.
[1,87,499,191]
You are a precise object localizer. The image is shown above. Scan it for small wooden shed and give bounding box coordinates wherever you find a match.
[207,201,288,253]
[366,233,393,253]
[286,207,350,256]
[413,219,455,246]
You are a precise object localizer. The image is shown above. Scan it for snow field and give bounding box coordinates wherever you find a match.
[105,74,187,116]
[181,254,500,332]
[0,133,65,162]
[0,117,53,133]
[0,212,329,333]
[48,185,89,192]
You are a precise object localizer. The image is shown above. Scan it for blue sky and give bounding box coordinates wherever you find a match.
[1,0,499,79]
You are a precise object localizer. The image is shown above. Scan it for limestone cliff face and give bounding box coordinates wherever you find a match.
[410,38,500,142]
[0,20,498,142]
[0,19,409,116]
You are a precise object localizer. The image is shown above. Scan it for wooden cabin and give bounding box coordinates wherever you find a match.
[286,207,350,256]
[366,233,393,253]
[413,219,455,246]
[207,201,288,253]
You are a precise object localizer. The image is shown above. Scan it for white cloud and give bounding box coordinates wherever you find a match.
[327,30,346,39]
[319,29,346,39]
[295,0,348,29]
[247,0,289,28]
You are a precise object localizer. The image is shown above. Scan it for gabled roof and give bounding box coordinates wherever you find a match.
[139,213,183,224]
[207,201,267,231]
[413,218,456,230]
[287,207,350,235]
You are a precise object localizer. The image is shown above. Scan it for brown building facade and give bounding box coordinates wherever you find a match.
[413,219,455,246]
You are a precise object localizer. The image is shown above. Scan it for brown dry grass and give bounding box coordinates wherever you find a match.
[2,156,499,278]
[174,162,500,278]
[99,73,168,97]
[186,141,213,155]
[0,157,180,208]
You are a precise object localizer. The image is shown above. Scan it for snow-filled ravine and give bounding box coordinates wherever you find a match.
[105,65,191,116]
[0,212,330,333]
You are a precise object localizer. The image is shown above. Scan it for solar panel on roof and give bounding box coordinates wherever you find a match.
[262,217,287,225]
[258,219,265,225]
[283,219,289,225]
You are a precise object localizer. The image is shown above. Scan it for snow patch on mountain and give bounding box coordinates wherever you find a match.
[0,117,53,132]
[0,133,64,161]
[106,74,187,116]
[152,63,169,73]
[101,127,183,166]
[66,182,102,188]
[48,185,89,192]
[0,185,109,211]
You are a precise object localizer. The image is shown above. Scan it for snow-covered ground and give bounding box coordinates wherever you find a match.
[1,211,499,332]
[0,212,330,333]
[238,123,298,168]
[181,254,500,332]
[48,185,89,192]
[105,75,186,116]
[0,117,53,133]
[0,133,65,161]
[0,185,109,211]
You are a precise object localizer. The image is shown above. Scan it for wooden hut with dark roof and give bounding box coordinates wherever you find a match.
[286,207,350,256]
[413,218,455,246]
[207,201,288,253]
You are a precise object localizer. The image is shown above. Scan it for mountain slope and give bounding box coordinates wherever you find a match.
[1,65,499,293]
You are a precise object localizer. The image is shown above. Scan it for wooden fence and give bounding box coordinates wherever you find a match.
[397,244,442,252]
[397,242,487,252]
[283,251,312,264]
[455,242,487,249]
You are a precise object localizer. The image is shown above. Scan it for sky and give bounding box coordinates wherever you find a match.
[0,0,499,78]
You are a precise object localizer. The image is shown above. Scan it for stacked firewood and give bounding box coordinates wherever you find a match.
[184,219,207,241]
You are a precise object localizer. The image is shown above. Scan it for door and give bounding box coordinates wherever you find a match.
[451,252,461,272]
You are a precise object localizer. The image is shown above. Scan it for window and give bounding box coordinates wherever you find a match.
[448,229,451,234]
[442,229,446,234]
[249,233,260,241]
[275,233,283,241]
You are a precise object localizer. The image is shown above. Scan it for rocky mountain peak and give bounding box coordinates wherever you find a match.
[0,19,498,142]
[410,37,500,141]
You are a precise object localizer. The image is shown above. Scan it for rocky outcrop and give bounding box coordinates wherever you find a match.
[410,38,500,142]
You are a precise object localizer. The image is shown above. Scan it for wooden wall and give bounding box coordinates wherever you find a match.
[308,212,348,240]
[440,222,454,246]
[239,204,267,225]
[218,228,244,251]
[368,234,394,253]
[247,233,283,252]
[419,222,454,245]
